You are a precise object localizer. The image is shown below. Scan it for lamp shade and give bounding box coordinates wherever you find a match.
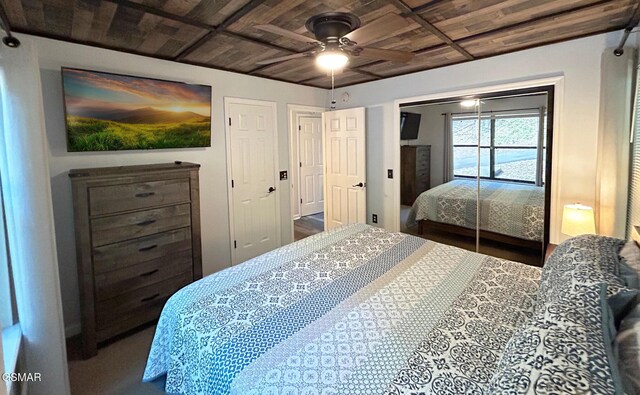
[561,203,596,236]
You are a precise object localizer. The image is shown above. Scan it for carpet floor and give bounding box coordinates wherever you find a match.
[67,326,163,395]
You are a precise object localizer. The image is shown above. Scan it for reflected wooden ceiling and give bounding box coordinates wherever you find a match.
[0,0,637,88]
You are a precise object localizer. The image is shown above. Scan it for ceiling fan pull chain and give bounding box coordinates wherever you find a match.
[330,69,336,110]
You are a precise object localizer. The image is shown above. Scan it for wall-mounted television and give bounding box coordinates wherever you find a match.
[62,67,212,152]
[400,111,421,140]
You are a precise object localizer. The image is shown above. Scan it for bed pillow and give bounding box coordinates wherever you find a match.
[488,282,624,395]
[537,235,628,311]
[617,304,640,394]
[609,288,640,328]
[619,239,640,289]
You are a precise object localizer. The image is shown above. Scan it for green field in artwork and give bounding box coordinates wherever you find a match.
[66,115,211,151]
[62,68,212,151]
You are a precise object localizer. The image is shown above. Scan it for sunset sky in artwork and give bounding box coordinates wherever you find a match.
[62,68,211,118]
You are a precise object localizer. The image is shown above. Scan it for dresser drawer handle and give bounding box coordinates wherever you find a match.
[135,192,156,198]
[136,219,157,226]
[138,244,158,252]
[141,293,160,303]
[139,269,159,277]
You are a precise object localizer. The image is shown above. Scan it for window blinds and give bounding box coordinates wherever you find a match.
[626,67,640,238]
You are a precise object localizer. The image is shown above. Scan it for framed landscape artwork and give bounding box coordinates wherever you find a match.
[62,68,212,151]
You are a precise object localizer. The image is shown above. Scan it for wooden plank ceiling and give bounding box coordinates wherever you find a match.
[0,0,637,88]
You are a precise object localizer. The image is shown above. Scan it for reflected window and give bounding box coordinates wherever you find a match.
[452,109,545,185]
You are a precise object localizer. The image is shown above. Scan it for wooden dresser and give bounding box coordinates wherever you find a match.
[400,145,431,206]
[69,162,202,358]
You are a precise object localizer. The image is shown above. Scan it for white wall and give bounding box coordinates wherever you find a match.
[596,47,635,239]
[401,94,547,188]
[24,34,327,336]
[334,32,626,244]
[0,38,69,394]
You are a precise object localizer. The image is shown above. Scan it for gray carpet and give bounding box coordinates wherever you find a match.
[401,205,421,235]
[68,326,163,395]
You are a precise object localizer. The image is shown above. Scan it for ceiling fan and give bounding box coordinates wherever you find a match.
[254,12,415,70]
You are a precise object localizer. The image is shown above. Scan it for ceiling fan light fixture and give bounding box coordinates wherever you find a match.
[460,99,479,108]
[316,49,349,71]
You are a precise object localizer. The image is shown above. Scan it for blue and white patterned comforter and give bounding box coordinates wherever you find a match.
[407,179,544,241]
[143,224,542,394]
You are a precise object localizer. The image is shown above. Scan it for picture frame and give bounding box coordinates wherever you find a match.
[61,67,212,151]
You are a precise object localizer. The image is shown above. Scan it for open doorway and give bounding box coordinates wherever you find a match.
[288,105,325,241]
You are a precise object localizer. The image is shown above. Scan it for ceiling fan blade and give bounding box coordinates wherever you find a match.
[255,52,312,65]
[345,13,409,46]
[357,47,415,63]
[255,24,321,44]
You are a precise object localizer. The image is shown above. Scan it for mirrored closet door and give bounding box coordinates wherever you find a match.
[399,87,553,266]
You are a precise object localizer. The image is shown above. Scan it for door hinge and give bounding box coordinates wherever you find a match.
[234,240,237,249]
[231,179,234,188]
[228,117,231,126]
[300,198,303,204]
[299,162,302,168]
[298,125,301,131]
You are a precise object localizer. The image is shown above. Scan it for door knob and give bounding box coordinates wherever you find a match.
[268,186,276,193]
[352,182,364,187]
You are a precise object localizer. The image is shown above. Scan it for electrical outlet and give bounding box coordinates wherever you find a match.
[372,214,378,223]
[279,171,288,180]
[387,169,393,179]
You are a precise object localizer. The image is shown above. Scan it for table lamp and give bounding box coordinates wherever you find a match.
[561,203,596,236]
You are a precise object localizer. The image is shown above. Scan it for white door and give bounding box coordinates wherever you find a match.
[228,100,279,264]
[323,107,366,230]
[299,116,324,216]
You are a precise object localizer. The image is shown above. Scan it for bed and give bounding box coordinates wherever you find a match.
[143,223,635,394]
[406,179,544,249]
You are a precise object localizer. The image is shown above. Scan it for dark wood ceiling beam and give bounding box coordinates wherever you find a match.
[244,47,383,80]
[297,71,378,86]
[388,0,474,60]
[449,0,618,45]
[250,58,383,82]
[222,31,306,53]
[338,43,448,77]
[348,0,624,75]
[8,27,326,89]
[103,0,217,31]
[105,0,312,56]
[295,58,395,84]
[403,0,448,16]
[174,0,269,61]
[352,68,383,79]
[174,31,217,61]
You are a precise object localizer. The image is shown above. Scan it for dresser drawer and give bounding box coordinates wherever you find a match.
[95,272,191,330]
[89,178,190,216]
[94,249,193,301]
[93,228,192,274]
[96,303,165,343]
[91,204,191,247]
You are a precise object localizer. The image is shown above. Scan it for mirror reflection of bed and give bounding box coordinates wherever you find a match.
[400,88,552,266]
